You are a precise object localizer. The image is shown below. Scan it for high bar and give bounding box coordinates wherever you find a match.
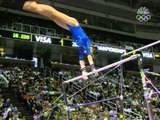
[62,54,140,84]
[122,40,160,57]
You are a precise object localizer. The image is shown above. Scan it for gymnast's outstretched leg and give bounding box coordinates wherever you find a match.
[79,46,89,80]
[23,1,78,29]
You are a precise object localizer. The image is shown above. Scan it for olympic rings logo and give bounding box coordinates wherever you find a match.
[136,14,151,22]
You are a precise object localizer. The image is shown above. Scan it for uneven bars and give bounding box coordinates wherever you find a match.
[62,54,140,84]
[122,40,160,57]
[68,97,119,109]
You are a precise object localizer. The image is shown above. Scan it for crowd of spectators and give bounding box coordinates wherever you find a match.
[0,63,160,120]
[0,88,25,120]
[2,65,64,119]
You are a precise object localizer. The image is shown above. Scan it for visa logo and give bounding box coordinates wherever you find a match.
[35,35,52,44]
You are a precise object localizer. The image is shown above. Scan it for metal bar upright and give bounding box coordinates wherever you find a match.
[62,84,70,120]
[119,56,124,119]
[137,55,154,120]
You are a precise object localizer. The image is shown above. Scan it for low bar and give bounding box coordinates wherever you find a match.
[144,71,160,77]
[68,96,119,109]
[145,77,160,95]
[152,91,160,95]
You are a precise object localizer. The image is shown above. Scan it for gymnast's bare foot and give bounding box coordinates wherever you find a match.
[82,71,88,80]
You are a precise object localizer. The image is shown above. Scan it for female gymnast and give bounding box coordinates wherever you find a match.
[0,0,97,79]
[22,0,97,79]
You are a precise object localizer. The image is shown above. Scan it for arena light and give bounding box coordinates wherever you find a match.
[0,48,5,56]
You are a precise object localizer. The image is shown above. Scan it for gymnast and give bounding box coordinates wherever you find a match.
[0,0,97,79]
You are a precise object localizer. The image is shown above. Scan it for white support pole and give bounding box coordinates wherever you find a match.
[122,40,160,57]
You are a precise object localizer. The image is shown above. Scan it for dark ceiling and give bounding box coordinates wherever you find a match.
[108,0,160,17]
[54,0,160,22]
[1,0,160,22]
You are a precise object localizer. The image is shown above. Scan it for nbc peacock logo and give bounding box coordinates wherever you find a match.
[136,7,151,22]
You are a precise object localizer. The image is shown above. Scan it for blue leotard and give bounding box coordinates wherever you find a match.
[68,24,91,60]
